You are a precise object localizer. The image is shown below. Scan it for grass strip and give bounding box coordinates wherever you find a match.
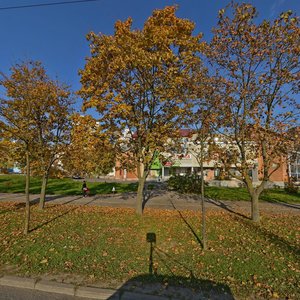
[0,203,299,299]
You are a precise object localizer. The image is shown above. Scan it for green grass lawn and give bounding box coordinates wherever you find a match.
[0,174,137,195]
[0,203,299,299]
[205,186,300,204]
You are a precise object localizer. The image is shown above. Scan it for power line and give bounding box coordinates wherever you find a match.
[0,0,99,11]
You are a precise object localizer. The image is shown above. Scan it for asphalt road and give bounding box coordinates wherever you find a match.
[0,286,93,300]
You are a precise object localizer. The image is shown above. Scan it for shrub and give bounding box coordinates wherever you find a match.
[284,182,299,194]
[167,174,205,194]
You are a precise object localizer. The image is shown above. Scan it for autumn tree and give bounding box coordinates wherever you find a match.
[0,62,38,234]
[79,6,204,214]
[0,137,15,172]
[207,3,300,222]
[187,74,225,249]
[62,114,115,178]
[31,77,74,210]
[0,61,74,232]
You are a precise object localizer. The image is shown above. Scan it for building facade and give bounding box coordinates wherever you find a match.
[113,131,297,187]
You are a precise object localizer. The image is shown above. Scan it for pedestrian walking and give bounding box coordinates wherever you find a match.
[82,181,89,197]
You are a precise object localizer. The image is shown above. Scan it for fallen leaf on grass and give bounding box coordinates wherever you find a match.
[40,259,48,264]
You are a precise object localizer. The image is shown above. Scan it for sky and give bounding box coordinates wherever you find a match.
[0,0,299,112]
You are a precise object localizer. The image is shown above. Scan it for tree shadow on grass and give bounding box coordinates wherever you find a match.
[0,195,80,215]
[170,200,204,248]
[232,215,300,258]
[99,232,234,299]
[29,197,95,233]
[0,202,26,215]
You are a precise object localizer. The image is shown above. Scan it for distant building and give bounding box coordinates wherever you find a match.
[289,152,300,184]
[113,130,296,187]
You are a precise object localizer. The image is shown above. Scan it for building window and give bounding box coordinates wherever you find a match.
[214,169,220,178]
[290,153,300,182]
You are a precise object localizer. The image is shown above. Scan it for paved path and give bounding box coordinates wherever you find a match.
[0,191,299,215]
[0,275,234,300]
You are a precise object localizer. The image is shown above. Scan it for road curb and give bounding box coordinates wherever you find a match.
[35,279,75,296]
[75,286,118,299]
[0,275,36,289]
[122,291,169,300]
[0,275,171,299]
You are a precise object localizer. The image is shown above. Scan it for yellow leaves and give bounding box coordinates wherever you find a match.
[79,6,204,185]
[63,114,115,176]
[114,17,133,35]
[40,258,48,264]
[1,60,73,178]
[0,202,299,299]
[64,261,74,269]
[218,235,225,241]
[218,9,225,17]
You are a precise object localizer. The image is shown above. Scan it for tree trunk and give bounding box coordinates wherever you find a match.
[200,166,207,250]
[200,141,207,250]
[136,160,148,215]
[244,173,266,223]
[250,191,260,223]
[136,173,146,215]
[39,171,49,210]
[24,150,30,235]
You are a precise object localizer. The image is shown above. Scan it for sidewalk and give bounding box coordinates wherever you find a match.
[0,274,236,300]
[0,191,299,214]
[0,275,168,300]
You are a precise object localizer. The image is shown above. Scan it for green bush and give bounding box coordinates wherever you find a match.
[167,174,205,194]
[284,182,299,194]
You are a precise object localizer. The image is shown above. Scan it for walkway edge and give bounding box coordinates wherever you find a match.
[0,275,170,299]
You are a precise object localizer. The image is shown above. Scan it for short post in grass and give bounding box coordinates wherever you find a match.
[146,232,156,275]
[112,186,116,194]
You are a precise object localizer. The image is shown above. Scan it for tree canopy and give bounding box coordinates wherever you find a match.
[79,6,205,214]
[207,3,300,221]
[63,114,115,178]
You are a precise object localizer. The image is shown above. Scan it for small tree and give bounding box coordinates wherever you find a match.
[207,3,300,222]
[0,62,39,233]
[31,78,74,210]
[187,74,224,250]
[0,61,74,232]
[188,122,210,250]
[79,6,204,214]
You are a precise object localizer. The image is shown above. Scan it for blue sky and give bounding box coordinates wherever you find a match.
[0,0,299,112]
